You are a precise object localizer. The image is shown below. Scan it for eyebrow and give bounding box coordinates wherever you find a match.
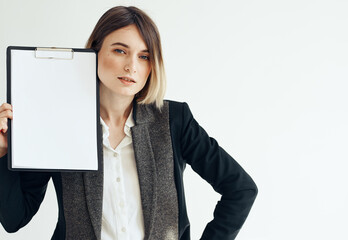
[111,42,149,53]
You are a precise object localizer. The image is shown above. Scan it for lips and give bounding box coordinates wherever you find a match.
[118,76,136,83]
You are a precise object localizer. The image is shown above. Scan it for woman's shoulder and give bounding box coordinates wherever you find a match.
[165,99,190,116]
[134,100,192,125]
[165,100,194,129]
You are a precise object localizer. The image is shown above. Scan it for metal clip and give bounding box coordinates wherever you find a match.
[35,47,74,60]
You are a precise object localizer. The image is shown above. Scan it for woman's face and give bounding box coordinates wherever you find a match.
[97,24,151,99]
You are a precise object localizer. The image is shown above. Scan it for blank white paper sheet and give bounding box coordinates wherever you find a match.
[7,47,100,171]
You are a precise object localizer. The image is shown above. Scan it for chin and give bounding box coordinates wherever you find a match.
[113,90,137,98]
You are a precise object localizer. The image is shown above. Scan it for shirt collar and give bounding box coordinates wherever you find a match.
[124,109,134,137]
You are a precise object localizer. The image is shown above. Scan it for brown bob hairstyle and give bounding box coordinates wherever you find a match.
[86,6,166,109]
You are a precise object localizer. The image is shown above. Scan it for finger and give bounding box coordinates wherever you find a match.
[0,109,12,118]
[0,110,13,119]
[0,103,12,111]
[0,122,8,133]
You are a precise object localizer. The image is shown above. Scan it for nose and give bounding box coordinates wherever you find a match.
[124,57,137,73]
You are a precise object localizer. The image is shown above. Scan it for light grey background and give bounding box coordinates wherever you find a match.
[1,0,348,239]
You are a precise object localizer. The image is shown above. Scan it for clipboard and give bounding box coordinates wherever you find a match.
[6,46,102,171]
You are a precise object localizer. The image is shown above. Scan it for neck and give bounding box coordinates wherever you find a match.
[99,82,134,126]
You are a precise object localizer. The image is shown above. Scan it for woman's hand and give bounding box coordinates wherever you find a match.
[0,103,13,158]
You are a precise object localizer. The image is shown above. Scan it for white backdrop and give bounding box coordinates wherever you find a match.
[1,0,348,239]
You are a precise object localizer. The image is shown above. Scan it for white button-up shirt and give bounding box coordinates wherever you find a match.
[100,110,145,240]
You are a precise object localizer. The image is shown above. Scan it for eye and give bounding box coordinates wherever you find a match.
[114,49,125,54]
[139,55,150,60]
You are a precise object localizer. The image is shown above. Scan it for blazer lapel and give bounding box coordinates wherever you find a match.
[83,157,104,240]
[131,124,158,239]
[131,102,179,240]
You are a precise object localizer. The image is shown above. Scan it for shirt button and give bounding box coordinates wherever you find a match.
[120,201,124,208]
[113,153,117,157]
[116,177,121,182]
[121,227,126,232]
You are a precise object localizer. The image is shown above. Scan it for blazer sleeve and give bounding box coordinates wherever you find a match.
[0,154,51,233]
[179,102,258,240]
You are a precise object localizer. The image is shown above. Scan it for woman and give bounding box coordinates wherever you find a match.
[0,6,257,240]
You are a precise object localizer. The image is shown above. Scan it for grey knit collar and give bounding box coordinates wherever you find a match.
[131,101,179,239]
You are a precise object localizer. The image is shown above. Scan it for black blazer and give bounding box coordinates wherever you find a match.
[0,100,257,239]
